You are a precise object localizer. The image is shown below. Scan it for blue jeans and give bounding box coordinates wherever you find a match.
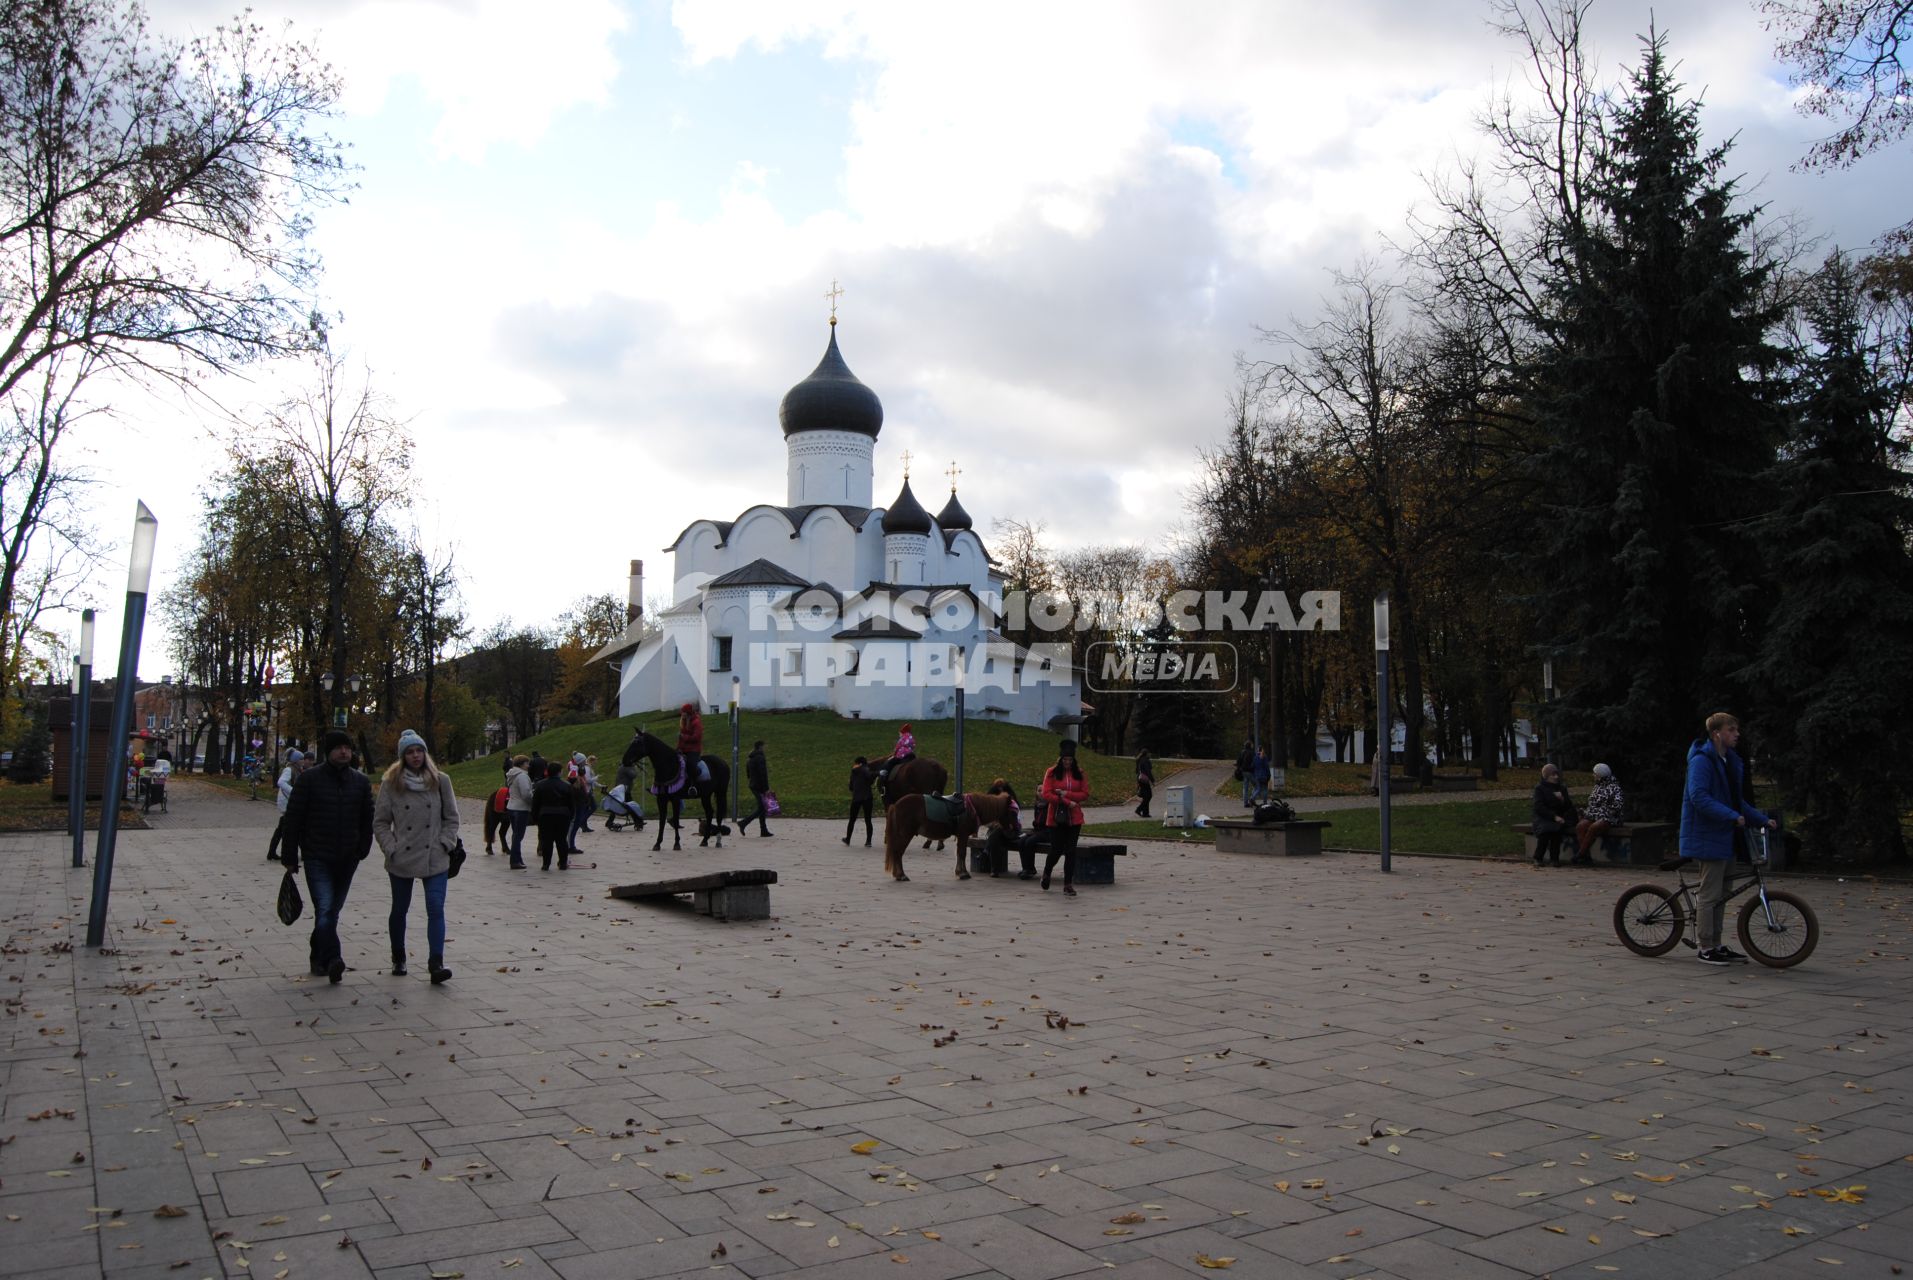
[302,858,359,973]
[567,807,590,851]
[508,811,529,864]
[389,872,448,962]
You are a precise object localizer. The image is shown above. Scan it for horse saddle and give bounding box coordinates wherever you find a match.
[922,792,969,827]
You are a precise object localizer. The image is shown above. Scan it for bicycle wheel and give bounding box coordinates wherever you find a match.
[1737,890,1819,968]
[1614,884,1684,957]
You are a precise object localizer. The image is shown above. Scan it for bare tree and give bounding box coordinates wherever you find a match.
[234,352,411,732]
[1765,0,1913,170]
[0,353,95,731]
[0,0,348,704]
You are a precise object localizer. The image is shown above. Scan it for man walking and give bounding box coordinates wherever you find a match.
[1680,712,1776,965]
[279,730,375,984]
[742,739,773,837]
[844,755,876,846]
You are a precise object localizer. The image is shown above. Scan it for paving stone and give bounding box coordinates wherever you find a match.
[9,788,1913,1280]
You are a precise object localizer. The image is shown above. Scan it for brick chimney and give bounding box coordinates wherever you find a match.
[627,559,644,624]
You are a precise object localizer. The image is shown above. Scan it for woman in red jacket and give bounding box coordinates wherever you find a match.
[1038,741,1090,896]
[676,702,704,759]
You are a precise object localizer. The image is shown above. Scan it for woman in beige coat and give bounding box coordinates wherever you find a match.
[374,729,460,983]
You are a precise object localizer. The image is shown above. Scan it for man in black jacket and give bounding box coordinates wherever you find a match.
[741,740,773,837]
[280,730,375,984]
[843,756,875,846]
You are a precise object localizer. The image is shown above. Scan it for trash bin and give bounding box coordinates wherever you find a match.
[1162,785,1193,827]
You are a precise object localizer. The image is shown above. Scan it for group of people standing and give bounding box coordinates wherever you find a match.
[272,729,459,986]
[489,750,614,869]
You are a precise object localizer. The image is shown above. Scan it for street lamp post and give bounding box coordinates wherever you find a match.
[87,502,158,948]
[1541,659,1555,766]
[1375,590,1392,875]
[69,610,94,866]
[1263,570,1284,771]
[729,676,741,826]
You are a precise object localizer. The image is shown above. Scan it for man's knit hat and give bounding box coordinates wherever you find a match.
[320,729,353,756]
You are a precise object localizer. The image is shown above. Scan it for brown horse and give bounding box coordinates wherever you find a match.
[880,756,951,849]
[882,791,1016,881]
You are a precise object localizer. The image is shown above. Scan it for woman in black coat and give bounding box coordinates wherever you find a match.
[1530,763,1576,868]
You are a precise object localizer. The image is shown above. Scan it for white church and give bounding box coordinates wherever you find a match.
[603,320,1081,729]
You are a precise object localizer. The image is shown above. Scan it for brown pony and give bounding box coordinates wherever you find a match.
[880,756,949,809]
[881,756,951,849]
[882,791,1016,881]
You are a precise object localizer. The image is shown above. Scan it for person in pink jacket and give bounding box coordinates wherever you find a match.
[1037,740,1090,896]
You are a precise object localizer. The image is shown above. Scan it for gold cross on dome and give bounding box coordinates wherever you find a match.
[900,448,913,479]
[826,279,844,324]
[946,460,961,491]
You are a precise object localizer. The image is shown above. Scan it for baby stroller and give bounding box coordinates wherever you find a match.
[140,763,170,814]
[602,784,645,831]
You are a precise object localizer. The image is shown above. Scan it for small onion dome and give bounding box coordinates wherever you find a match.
[935,489,972,531]
[881,477,933,535]
[779,326,884,439]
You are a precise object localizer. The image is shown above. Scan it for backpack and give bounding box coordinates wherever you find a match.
[491,785,509,814]
[1253,799,1295,825]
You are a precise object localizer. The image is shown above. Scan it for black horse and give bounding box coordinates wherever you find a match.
[621,728,732,851]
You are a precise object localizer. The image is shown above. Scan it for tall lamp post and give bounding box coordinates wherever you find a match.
[1375,590,1392,875]
[69,609,95,866]
[87,502,158,948]
[1541,660,1555,766]
[729,676,741,825]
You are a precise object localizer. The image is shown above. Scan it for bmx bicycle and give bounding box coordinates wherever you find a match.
[1612,829,1818,968]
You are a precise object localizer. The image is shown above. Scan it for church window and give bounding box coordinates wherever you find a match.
[786,647,803,676]
[713,636,732,672]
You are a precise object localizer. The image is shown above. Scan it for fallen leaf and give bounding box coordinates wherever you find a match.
[850,1139,880,1155]
[1193,1255,1236,1270]
[153,1205,189,1218]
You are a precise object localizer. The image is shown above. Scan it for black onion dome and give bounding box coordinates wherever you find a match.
[778,326,884,439]
[881,477,933,535]
[935,489,972,530]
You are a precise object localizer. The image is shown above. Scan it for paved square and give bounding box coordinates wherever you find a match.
[5,778,1911,1279]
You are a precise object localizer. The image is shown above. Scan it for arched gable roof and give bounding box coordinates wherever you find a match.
[666,504,874,551]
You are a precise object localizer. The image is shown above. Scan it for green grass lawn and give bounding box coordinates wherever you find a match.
[443,710,1158,819]
[1209,760,1595,799]
[1089,797,1533,859]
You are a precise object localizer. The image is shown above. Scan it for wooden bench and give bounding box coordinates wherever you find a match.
[1212,819,1329,856]
[609,869,777,921]
[1515,822,1673,866]
[1429,773,1481,792]
[968,840,1127,883]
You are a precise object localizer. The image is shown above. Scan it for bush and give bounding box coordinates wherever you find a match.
[7,706,50,784]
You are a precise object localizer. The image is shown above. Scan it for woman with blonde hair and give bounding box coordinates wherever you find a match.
[374,729,461,983]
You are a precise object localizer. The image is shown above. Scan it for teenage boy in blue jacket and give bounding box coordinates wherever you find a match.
[1680,712,1777,966]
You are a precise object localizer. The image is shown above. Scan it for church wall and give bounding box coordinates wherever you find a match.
[944,534,985,589]
[672,528,724,600]
[728,510,796,565]
[793,510,857,587]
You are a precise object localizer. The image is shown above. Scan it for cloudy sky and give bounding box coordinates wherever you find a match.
[58,0,1910,671]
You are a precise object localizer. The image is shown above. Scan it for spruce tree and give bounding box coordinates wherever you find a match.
[1528,30,1784,815]
[1742,252,1913,865]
